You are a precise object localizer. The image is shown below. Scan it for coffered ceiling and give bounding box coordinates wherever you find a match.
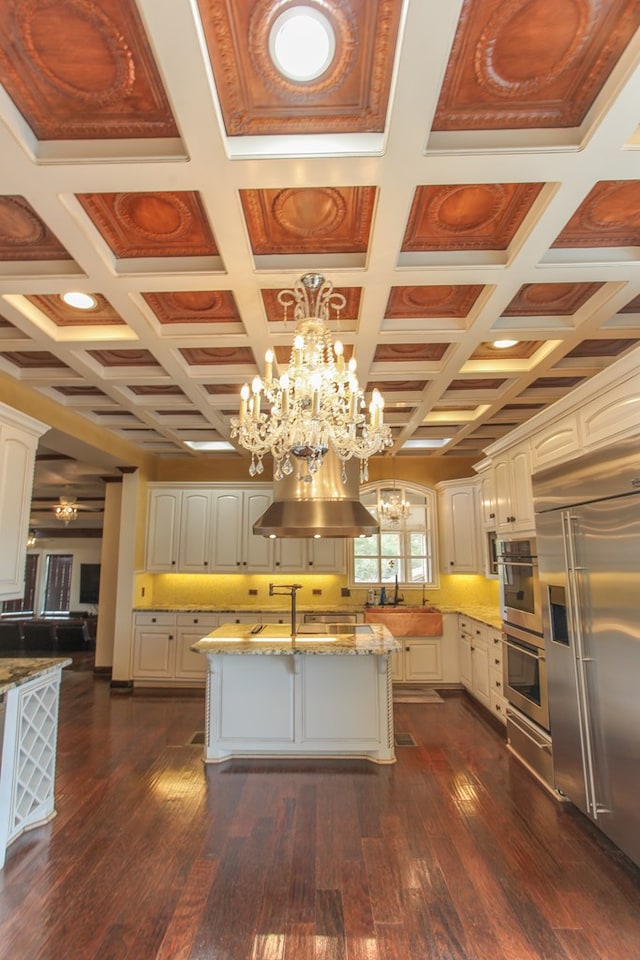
[1,0,640,520]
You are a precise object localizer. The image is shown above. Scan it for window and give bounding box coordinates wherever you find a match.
[43,554,73,615]
[351,482,438,586]
[2,553,39,615]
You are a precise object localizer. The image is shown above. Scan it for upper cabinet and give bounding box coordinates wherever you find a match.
[144,484,347,575]
[492,443,535,535]
[437,479,480,573]
[274,536,345,574]
[211,489,273,573]
[0,404,48,600]
[476,463,496,530]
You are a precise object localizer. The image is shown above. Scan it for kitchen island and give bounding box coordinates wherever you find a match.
[0,657,70,868]
[192,623,399,764]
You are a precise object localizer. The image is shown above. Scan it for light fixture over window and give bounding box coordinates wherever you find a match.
[26,529,38,547]
[269,6,336,81]
[231,273,393,483]
[379,456,410,527]
[54,496,78,525]
[61,292,97,310]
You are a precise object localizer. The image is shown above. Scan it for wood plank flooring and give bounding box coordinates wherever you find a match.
[1,657,639,959]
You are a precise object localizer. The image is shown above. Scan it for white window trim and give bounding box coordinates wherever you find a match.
[348,479,440,589]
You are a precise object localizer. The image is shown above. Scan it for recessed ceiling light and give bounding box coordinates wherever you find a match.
[61,292,97,310]
[401,438,452,450]
[184,440,235,452]
[491,339,519,349]
[269,6,335,82]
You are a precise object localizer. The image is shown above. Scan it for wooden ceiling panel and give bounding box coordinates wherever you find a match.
[76,192,218,258]
[552,181,640,247]
[142,291,241,325]
[385,284,484,318]
[240,187,376,255]
[54,385,108,397]
[447,378,507,390]
[0,350,69,368]
[565,338,639,358]
[26,294,124,326]
[0,0,178,141]
[87,349,161,368]
[0,196,71,261]
[402,183,544,251]
[179,347,255,366]
[196,0,401,136]
[367,381,428,393]
[128,385,186,396]
[504,282,605,315]
[373,343,449,362]
[433,0,640,131]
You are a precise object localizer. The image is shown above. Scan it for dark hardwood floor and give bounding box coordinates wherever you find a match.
[1,657,639,960]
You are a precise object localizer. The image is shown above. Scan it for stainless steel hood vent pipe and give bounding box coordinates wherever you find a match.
[253,450,379,539]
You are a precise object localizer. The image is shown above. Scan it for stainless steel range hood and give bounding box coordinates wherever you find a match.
[253,451,378,538]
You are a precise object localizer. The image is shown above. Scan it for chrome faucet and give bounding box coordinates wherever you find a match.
[269,583,303,636]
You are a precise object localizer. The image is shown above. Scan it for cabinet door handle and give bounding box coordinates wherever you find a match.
[489,512,495,519]
[194,619,198,624]
[169,635,174,640]
[275,561,280,566]
[405,646,410,652]
[204,561,208,566]
[151,617,156,623]
[471,646,475,651]
[495,680,501,688]
[171,560,176,565]
[494,658,500,665]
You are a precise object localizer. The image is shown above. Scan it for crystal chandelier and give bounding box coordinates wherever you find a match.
[26,529,38,547]
[379,457,410,527]
[54,496,78,525]
[379,490,410,527]
[230,273,393,482]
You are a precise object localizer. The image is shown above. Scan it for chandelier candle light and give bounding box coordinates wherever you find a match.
[231,274,393,483]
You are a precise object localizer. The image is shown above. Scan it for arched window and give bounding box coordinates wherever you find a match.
[351,481,439,587]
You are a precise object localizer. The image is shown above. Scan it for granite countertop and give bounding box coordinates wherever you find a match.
[134,604,502,630]
[192,622,399,656]
[0,657,72,694]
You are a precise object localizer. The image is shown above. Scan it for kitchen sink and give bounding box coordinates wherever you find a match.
[295,623,374,636]
[363,607,443,637]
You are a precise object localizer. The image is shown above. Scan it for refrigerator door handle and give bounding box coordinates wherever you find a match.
[562,510,600,819]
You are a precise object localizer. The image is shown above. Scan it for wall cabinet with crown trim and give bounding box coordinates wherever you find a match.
[437,480,481,573]
[0,404,48,600]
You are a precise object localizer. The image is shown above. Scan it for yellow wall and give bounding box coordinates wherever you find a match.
[134,570,498,611]
[152,454,479,485]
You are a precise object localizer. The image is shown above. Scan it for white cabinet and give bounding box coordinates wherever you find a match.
[132,612,216,685]
[477,463,497,530]
[492,443,535,534]
[0,404,47,600]
[458,615,506,723]
[437,479,480,573]
[145,489,182,571]
[211,489,273,572]
[529,415,582,472]
[274,536,345,573]
[392,638,442,682]
[178,489,215,572]
[176,613,218,680]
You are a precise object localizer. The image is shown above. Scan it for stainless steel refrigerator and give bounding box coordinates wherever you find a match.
[533,436,640,869]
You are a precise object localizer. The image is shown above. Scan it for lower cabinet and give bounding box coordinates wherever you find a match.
[132,612,217,685]
[392,638,442,682]
[458,615,507,724]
